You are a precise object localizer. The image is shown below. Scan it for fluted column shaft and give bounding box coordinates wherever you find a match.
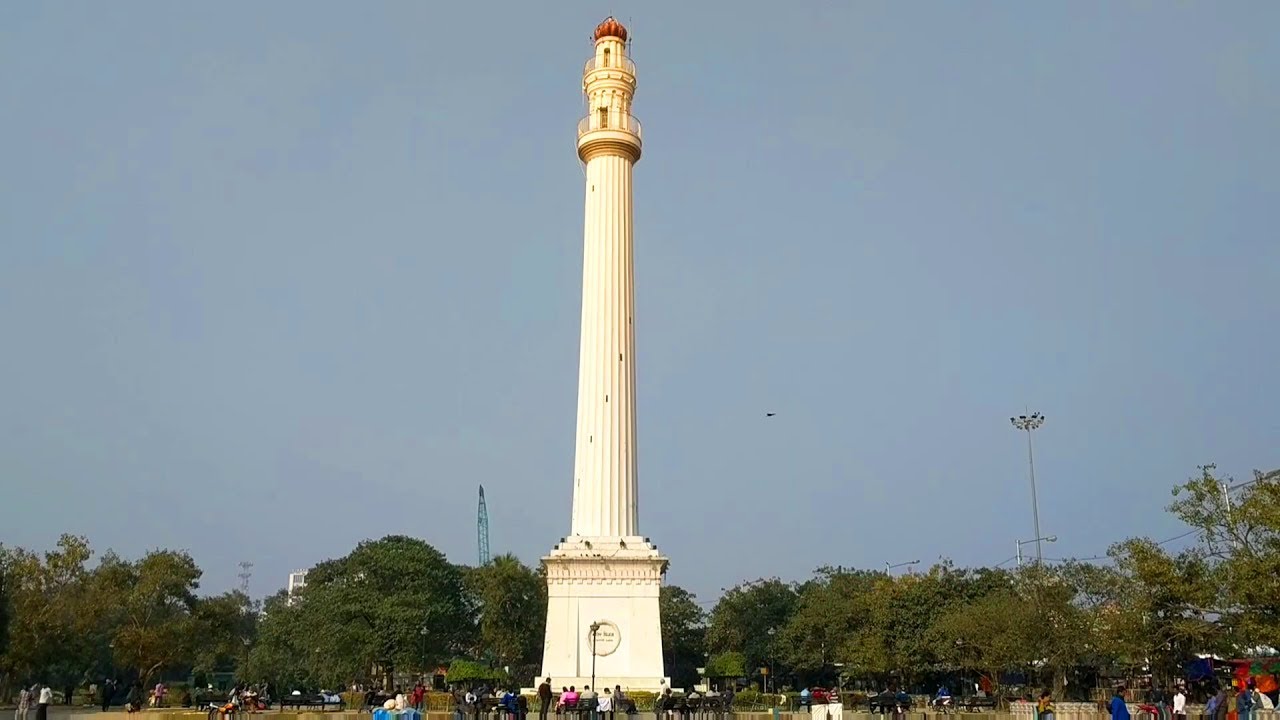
[570,152,638,538]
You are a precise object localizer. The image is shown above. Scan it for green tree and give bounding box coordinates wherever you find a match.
[883,565,1011,680]
[466,554,546,674]
[930,590,1036,696]
[244,591,309,692]
[778,569,887,681]
[1,536,106,689]
[705,651,746,681]
[0,548,12,662]
[659,586,705,689]
[1010,564,1096,693]
[107,549,202,685]
[296,536,473,687]
[1168,465,1280,645]
[707,579,797,676]
[779,565,1012,685]
[1103,538,1219,683]
[191,591,257,677]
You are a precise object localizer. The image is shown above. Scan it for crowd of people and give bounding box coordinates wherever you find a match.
[12,684,53,720]
[1031,680,1274,720]
[10,673,1278,719]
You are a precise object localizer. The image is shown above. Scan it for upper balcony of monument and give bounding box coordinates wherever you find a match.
[582,53,637,99]
[576,111,642,163]
[584,54,636,77]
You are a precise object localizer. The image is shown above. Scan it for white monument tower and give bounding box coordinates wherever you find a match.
[539,17,669,692]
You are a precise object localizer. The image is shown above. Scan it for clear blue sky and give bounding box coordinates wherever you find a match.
[2,2,1277,604]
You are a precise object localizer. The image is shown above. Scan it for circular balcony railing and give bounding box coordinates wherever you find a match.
[577,113,642,140]
[583,55,636,76]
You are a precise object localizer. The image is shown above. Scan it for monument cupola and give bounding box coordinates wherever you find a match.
[593,16,628,42]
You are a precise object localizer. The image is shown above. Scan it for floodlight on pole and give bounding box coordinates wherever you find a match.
[1010,412,1047,562]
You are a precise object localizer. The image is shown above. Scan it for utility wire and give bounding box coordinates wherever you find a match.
[1034,528,1204,565]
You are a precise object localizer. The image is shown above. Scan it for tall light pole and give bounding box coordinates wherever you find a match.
[589,622,601,692]
[766,627,776,693]
[1010,412,1046,562]
[884,560,920,576]
[419,626,428,677]
[241,637,251,684]
[1016,535,1057,567]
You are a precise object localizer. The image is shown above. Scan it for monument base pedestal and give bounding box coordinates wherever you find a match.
[539,537,670,693]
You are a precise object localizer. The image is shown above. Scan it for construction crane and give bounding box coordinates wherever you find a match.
[477,485,491,566]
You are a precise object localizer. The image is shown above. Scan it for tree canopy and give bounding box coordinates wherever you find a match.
[2,464,1275,700]
[466,553,546,673]
[254,535,474,688]
[660,586,706,688]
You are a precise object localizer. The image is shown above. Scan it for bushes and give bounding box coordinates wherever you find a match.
[626,689,787,711]
[339,690,461,711]
[626,691,657,711]
[446,659,504,686]
[729,690,787,709]
[427,692,457,711]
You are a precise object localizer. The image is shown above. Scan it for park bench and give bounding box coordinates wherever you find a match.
[952,691,998,707]
[868,693,912,714]
[471,696,506,720]
[563,698,595,720]
[688,696,733,720]
[957,697,997,712]
[489,697,530,720]
[279,694,344,711]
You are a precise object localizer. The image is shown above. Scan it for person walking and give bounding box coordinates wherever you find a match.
[126,682,144,714]
[1107,687,1130,720]
[16,685,32,720]
[1172,684,1187,720]
[538,679,553,720]
[1037,690,1055,720]
[36,684,53,720]
[1210,688,1229,720]
[1151,686,1167,720]
[467,688,481,720]
[452,687,468,720]
[1237,682,1256,720]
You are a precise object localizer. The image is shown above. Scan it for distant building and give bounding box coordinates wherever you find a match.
[287,570,307,605]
